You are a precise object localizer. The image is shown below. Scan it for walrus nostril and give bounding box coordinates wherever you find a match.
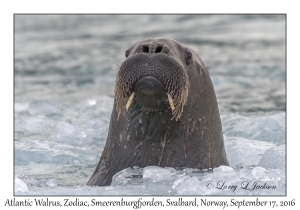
[143,46,149,53]
[155,46,163,53]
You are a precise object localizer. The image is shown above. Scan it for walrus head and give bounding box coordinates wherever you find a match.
[87,37,229,186]
[115,37,191,120]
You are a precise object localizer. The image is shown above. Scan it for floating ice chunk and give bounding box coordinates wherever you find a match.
[53,122,76,145]
[239,168,255,180]
[172,176,191,190]
[224,136,276,167]
[28,100,58,115]
[15,115,51,133]
[176,176,203,195]
[143,166,172,182]
[14,140,98,166]
[258,145,285,169]
[13,165,285,195]
[58,122,75,135]
[111,167,143,186]
[15,102,30,112]
[212,165,241,192]
[165,167,177,176]
[52,120,108,146]
[87,99,97,106]
[213,165,235,176]
[252,167,267,179]
[46,179,57,187]
[15,178,28,193]
[221,113,285,144]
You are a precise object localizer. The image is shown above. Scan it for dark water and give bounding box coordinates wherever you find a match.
[14,15,286,195]
[15,14,285,114]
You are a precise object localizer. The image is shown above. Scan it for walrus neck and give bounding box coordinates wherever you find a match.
[126,106,174,142]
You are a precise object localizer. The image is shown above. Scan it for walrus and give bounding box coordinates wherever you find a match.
[87,37,229,186]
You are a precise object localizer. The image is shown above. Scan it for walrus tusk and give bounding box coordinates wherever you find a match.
[126,92,135,110]
[167,93,175,111]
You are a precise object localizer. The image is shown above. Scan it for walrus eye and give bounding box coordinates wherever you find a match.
[155,46,163,53]
[125,50,130,58]
[185,50,192,65]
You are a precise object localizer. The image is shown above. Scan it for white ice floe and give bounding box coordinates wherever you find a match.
[259,145,285,169]
[224,136,277,168]
[143,166,173,182]
[15,178,28,193]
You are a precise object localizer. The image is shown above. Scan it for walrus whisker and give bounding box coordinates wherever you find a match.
[126,92,135,110]
[167,93,175,111]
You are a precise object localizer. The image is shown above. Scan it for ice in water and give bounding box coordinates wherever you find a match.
[52,120,108,146]
[175,176,204,195]
[14,140,99,166]
[15,178,28,193]
[213,165,235,175]
[15,115,51,133]
[46,179,57,187]
[143,166,172,182]
[28,101,58,116]
[14,97,286,195]
[52,122,76,145]
[224,136,276,168]
[221,113,285,144]
[111,167,143,186]
[87,99,97,106]
[15,102,30,112]
[251,167,267,179]
[259,145,285,168]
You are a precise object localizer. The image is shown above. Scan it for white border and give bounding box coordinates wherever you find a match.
[2,0,298,209]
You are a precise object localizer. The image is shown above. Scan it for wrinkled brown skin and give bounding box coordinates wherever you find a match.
[87,37,229,186]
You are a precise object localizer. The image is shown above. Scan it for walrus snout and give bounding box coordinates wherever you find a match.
[115,40,189,120]
[134,76,165,96]
[133,76,167,110]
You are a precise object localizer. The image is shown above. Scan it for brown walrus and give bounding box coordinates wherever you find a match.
[88,37,229,186]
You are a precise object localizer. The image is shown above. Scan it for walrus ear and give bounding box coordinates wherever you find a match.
[125,49,130,58]
[185,49,193,65]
